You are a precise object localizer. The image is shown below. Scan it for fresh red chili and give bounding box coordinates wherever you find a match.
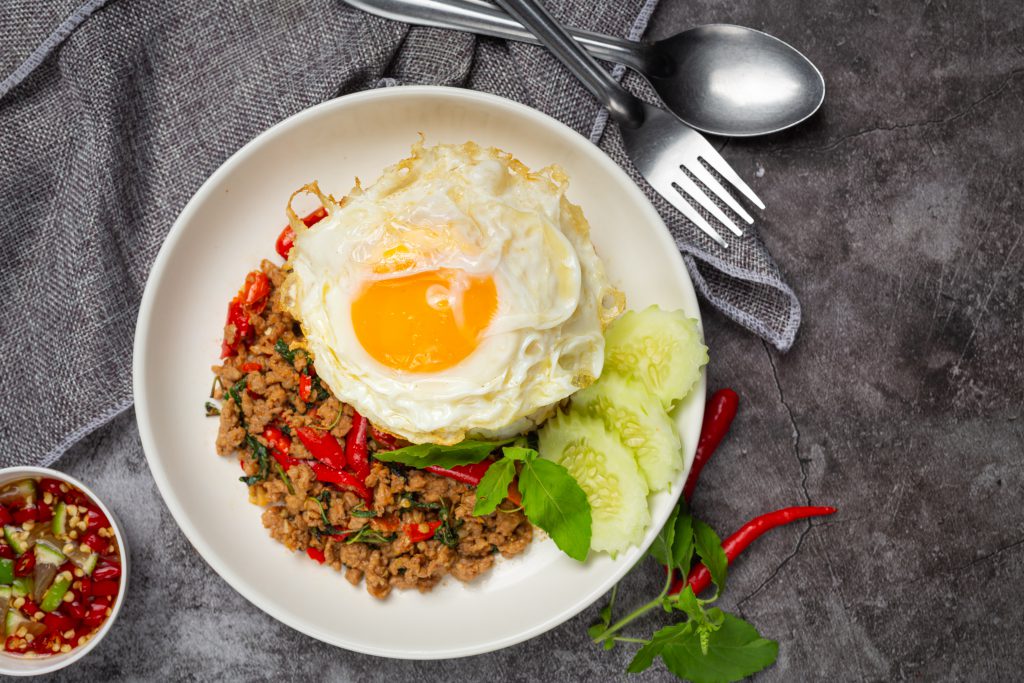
[65,600,86,621]
[82,531,106,553]
[404,520,442,543]
[239,362,262,373]
[84,507,108,531]
[14,552,34,577]
[310,462,372,504]
[370,426,399,450]
[275,206,328,259]
[78,577,92,597]
[298,373,313,402]
[36,501,53,523]
[82,600,108,628]
[683,388,739,503]
[92,562,121,582]
[43,612,76,635]
[346,411,371,483]
[91,581,119,599]
[13,505,37,525]
[425,460,494,487]
[21,598,41,616]
[0,543,12,560]
[38,478,63,497]
[670,506,837,596]
[5,636,29,653]
[263,426,292,455]
[306,546,326,564]
[33,632,61,655]
[0,505,11,526]
[241,271,271,311]
[296,427,346,470]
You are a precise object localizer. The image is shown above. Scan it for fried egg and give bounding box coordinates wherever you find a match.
[281,140,624,444]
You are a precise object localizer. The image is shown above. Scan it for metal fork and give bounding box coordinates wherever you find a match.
[493,0,763,247]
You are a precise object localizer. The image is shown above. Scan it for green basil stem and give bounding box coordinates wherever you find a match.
[591,564,675,644]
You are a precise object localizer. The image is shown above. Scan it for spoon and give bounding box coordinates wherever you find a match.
[344,0,825,137]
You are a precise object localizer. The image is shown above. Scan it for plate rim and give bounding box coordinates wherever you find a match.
[132,85,705,659]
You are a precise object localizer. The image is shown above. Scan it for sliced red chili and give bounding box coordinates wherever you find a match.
[33,632,61,655]
[0,506,11,526]
[36,501,53,523]
[345,411,371,483]
[0,543,12,559]
[14,552,34,577]
[64,600,86,621]
[682,388,739,503]
[296,427,346,471]
[90,581,119,599]
[425,460,494,487]
[298,373,313,402]
[84,507,109,532]
[370,426,399,450]
[275,225,296,260]
[38,478,64,497]
[82,531,106,553]
[78,577,92,596]
[241,271,271,312]
[21,597,41,617]
[82,600,109,627]
[239,362,262,373]
[43,611,76,635]
[92,562,121,582]
[404,520,442,543]
[13,505,38,525]
[263,427,292,455]
[670,506,838,596]
[5,636,29,653]
[306,547,326,564]
[310,463,372,504]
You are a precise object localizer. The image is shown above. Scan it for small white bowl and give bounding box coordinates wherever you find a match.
[0,467,129,677]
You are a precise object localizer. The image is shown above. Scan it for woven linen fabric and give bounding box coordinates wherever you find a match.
[0,0,800,468]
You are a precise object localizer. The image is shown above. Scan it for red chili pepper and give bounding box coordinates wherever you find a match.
[36,501,53,523]
[0,506,12,527]
[296,427,346,471]
[5,636,29,653]
[33,631,61,655]
[241,271,271,312]
[84,507,109,532]
[78,577,92,597]
[310,462,372,504]
[404,520,442,543]
[306,547,326,564]
[683,388,739,503]
[82,531,106,553]
[82,600,109,628]
[221,300,251,358]
[370,426,399,450]
[65,600,86,621]
[425,460,494,487]
[0,544,12,560]
[14,552,34,577]
[275,207,327,259]
[43,612,76,635]
[263,426,292,456]
[38,478,64,497]
[92,562,121,582]
[346,411,371,483]
[13,505,38,525]
[670,506,837,596]
[298,373,313,402]
[21,597,41,616]
[91,581,120,599]
[239,362,262,373]
[328,531,356,542]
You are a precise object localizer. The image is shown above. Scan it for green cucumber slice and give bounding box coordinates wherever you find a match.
[40,573,72,613]
[0,480,36,508]
[602,306,708,410]
[11,576,33,599]
[52,501,67,538]
[572,372,683,491]
[539,410,650,555]
[3,526,29,556]
[0,559,12,585]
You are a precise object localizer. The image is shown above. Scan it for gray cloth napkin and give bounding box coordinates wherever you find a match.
[0,0,800,469]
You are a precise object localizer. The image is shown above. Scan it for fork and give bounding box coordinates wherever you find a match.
[493,0,763,247]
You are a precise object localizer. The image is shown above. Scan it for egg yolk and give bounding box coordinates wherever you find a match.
[352,268,497,373]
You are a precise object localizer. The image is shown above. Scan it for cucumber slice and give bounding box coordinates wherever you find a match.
[602,306,708,410]
[34,540,65,566]
[11,576,33,599]
[0,559,12,585]
[572,373,683,491]
[3,526,28,556]
[40,572,72,613]
[539,411,650,555]
[52,501,67,538]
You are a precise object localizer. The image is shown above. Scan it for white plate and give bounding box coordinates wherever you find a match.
[133,86,705,659]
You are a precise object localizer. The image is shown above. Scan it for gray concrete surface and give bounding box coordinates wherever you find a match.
[45,1,1024,680]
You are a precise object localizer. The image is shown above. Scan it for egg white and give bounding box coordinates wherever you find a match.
[281,141,624,444]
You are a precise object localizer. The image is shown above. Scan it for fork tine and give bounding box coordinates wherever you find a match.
[652,178,728,247]
[687,163,754,225]
[674,168,743,236]
[699,147,765,210]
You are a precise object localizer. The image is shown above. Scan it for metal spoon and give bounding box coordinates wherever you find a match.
[344,0,825,137]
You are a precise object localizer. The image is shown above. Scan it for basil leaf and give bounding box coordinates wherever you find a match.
[373,440,508,468]
[693,519,728,594]
[671,509,695,574]
[517,458,591,562]
[627,622,694,673]
[473,457,517,516]
[658,613,778,683]
[649,504,679,567]
[501,446,536,462]
[674,585,703,623]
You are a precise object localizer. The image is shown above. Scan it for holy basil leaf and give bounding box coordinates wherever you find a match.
[693,519,728,595]
[473,457,517,516]
[501,445,537,462]
[649,504,679,567]
[671,508,695,573]
[372,439,508,468]
[627,622,694,673]
[658,613,778,683]
[517,457,591,562]
[674,585,704,623]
